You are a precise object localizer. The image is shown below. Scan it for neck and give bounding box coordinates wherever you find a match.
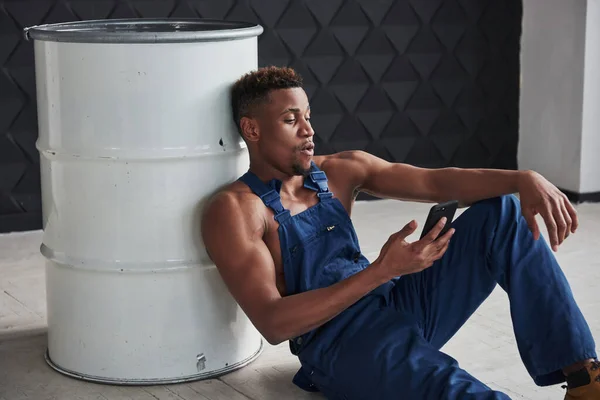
[247,159,308,197]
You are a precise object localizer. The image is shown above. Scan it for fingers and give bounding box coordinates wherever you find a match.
[551,199,568,246]
[549,197,576,248]
[411,224,455,273]
[432,239,451,261]
[395,220,418,241]
[431,228,454,258]
[420,228,454,266]
[561,198,572,239]
[421,217,448,244]
[522,208,540,240]
[539,206,559,251]
[563,196,578,233]
[524,195,578,253]
[414,226,455,269]
[434,226,455,249]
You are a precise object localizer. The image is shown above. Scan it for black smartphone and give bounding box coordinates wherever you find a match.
[420,200,459,240]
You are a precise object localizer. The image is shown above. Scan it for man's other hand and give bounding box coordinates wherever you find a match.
[518,170,578,252]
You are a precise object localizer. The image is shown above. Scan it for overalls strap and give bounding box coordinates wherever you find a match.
[303,162,334,200]
[238,172,291,224]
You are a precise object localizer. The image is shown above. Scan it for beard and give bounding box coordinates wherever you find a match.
[292,161,312,177]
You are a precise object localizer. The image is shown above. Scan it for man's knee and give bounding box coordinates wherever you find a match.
[466,195,521,219]
[472,194,518,208]
[454,195,523,235]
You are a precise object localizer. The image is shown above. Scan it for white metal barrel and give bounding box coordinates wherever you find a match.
[24,18,264,384]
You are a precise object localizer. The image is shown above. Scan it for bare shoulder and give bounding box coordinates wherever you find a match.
[314,150,378,168]
[203,180,261,214]
[201,180,265,241]
[316,149,386,169]
[313,150,386,189]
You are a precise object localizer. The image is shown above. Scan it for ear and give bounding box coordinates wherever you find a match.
[240,117,260,143]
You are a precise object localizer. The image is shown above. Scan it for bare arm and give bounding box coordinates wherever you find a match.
[421,168,522,205]
[200,192,390,345]
[334,150,578,251]
[336,150,522,205]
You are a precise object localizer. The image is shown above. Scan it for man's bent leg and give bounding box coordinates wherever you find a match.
[304,309,511,400]
[393,195,597,387]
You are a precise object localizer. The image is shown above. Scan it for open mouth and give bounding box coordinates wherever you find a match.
[300,143,315,156]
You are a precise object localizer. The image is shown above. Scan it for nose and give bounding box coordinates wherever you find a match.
[301,118,314,138]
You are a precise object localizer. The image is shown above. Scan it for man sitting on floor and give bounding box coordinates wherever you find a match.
[200,66,599,399]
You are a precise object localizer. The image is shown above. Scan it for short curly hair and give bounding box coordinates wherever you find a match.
[231,66,304,136]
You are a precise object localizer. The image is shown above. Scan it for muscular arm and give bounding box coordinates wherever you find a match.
[201,192,389,345]
[331,151,576,252]
[334,150,523,206]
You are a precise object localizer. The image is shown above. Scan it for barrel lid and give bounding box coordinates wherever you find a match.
[24,18,263,43]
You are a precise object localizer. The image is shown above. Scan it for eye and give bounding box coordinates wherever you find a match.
[284,119,296,124]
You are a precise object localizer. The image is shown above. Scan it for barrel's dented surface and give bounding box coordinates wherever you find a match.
[25,18,263,384]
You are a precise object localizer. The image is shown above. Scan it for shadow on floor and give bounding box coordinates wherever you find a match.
[0,330,324,400]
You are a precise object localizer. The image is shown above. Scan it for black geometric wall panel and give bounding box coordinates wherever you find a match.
[0,0,523,233]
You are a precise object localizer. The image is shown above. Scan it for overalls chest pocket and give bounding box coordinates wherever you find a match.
[288,218,348,258]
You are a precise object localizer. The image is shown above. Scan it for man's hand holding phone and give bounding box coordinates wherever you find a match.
[372,215,455,280]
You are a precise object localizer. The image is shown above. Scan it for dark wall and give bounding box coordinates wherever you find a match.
[0,0,522,233]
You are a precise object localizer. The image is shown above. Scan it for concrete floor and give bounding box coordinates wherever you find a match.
[1,198,599,399]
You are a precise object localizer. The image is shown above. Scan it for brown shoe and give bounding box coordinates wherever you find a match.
[564,360,600,399]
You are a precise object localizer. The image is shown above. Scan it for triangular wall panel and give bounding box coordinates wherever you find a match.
[0,0,522,232]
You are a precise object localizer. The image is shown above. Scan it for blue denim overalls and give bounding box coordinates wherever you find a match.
[238,162,597,399]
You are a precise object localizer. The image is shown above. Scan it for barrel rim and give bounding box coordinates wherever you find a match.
[23,18,264,43]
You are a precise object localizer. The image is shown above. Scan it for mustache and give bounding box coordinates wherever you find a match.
[296,142,315,151]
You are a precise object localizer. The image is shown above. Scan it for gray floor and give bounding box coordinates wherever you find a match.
[1,199,599,399]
